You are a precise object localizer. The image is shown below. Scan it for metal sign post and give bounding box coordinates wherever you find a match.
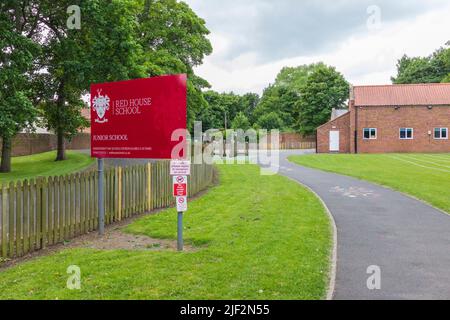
[171,161,190,252]
[98,158,105,235]
[177,212,183,251]
[176,196,188,251]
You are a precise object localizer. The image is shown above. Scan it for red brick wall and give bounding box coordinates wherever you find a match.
[1,133,91,157]
[67,133,91,150]
[10,134,56,156]
[317,113,350,153]
[355,105,450,153]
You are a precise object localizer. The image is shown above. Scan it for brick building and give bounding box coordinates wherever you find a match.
[317,83,450,153]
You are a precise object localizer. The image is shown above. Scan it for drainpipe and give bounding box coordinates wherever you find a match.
[354,106,358,154]
[349,85,358,154]
[315,130,318,153]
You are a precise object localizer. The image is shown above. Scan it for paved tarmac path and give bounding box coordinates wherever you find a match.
[277,150,450,300]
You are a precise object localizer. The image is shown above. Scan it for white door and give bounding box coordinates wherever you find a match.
[329,131,340,152]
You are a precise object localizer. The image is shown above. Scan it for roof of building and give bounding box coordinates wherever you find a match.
[331,108,349,120]
[353,83,450,106]
[316,109,350,130]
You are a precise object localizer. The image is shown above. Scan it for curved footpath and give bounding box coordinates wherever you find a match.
[276,150,450,300]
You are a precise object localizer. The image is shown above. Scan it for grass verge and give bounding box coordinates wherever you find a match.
[0,151,95,184]
[289,153,450,214]
[0,164,332,300]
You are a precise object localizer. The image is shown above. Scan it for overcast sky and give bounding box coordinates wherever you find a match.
[184,0,450,95]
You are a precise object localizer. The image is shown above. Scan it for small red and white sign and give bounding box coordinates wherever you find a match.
[170,160,191,176]
[176,196,188,212]
[173,176,188,197]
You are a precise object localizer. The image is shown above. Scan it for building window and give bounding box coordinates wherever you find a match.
[434,128,448,140]
[400,128,414,140]
[363,128,377,140]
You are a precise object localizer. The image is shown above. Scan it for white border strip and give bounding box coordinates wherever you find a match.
[389,155,450,173]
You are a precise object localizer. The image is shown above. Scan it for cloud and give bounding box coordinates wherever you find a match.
[185,0,450,94]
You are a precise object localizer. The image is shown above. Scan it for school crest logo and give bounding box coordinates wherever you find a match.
[92,89,110,124]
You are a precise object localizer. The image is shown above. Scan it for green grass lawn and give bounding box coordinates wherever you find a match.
[0,151,95,184]
[0,164,332,300]
[289,153,450,214]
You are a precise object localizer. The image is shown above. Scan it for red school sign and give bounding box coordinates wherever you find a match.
[90,74,187,159]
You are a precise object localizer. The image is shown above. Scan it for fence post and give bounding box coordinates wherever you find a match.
[23,180,30,255]
[48,177,54,246]
[8,182,14,257]
[16,181,23,257]
[39,178,47,249]
[98,158,105,235]
[118,167,122,221]
[1,184,7,258]
[147,163,151,211]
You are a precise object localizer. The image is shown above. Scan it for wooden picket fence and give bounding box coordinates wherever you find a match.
[280,141,316,150]
[0,161,214,259]
[257,141,316,150]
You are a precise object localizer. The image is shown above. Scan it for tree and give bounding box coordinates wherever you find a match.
[240,93,259,124]
[231,112,251,131]
[253,85,281,125]
[296,64,349,136]
[441,42,450,82]
[0,1,40,172]
[199,90,262,131]
[200,91,226,130]
[36,0,145,161]
[200,91,245,131]
[257,112,284,131]
[392,56,447,84]
[392,42,450,84]
[274,64,320,89]
[137,0,212,130]
[254,63,325,130]
[443,74,450,83]
[28,0,211,162]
